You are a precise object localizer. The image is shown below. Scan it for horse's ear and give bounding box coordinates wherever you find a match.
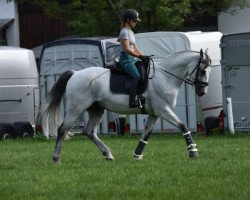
[205,48,208,55]
[200,49,204,57]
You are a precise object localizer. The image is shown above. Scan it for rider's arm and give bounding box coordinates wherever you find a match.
[121,39,140,58]
[134,44,143,56]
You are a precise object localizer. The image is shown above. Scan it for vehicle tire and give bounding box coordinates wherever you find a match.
[13,122,34,138]
[0,123,15,140]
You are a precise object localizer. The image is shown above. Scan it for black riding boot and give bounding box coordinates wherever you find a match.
[129,77,140,108]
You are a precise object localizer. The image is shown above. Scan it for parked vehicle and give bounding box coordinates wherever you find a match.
[0,46,39,139]
[38,32,224,135]
[135,32,196,132]
[136,31,223,132]
[38,37,121,135]
[185,31,223,120]
[221,32,250,131]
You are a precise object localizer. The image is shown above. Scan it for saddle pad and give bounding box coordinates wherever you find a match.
[110,73,131,94]
[110,65,148,95]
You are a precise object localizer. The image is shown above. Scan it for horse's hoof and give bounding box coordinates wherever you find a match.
[103,152,114,160]
[105,157,114,161]
[134,153,143,160]
[52,157,61,164]
[189,151,199,158]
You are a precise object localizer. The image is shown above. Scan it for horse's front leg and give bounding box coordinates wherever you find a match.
[159,107,199,158]
[85,106,114,160]
[134,115,158,160]
[180,124,199,158]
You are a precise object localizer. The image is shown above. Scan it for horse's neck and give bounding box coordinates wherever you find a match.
[157,51,199,88]
[163,51,199,74]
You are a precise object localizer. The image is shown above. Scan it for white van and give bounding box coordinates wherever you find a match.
[0,46,39,139]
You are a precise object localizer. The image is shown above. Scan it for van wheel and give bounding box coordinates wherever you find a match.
[13,122,34,138]
[22,125,35,138]
[0,124,14,140]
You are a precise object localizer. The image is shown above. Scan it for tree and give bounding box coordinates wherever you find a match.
[186,0,249,27]
[17,0,249,36]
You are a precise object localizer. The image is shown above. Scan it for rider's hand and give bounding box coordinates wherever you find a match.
[139,55,149,64]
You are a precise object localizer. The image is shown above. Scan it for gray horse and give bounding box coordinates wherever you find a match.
[40,49,211,163]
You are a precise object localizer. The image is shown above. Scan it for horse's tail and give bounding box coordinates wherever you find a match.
[38,70,74,138]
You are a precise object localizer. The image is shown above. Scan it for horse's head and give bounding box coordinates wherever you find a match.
[194,49,211,97]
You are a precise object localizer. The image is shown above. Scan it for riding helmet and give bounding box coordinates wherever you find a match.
[122,9,141,22]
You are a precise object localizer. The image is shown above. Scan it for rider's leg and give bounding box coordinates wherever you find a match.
[119,53,141,108]
[129,76,140,108]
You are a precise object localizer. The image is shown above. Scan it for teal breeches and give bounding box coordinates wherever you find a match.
[119,52,140,79]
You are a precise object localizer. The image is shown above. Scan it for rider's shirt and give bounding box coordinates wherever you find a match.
[119,27,136,51]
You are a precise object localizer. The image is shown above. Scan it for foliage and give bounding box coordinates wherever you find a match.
[0,133,250,200]
[16,0,249,36]
[186,0,249,26]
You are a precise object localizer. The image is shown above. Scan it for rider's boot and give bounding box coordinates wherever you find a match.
[129,77,140,108]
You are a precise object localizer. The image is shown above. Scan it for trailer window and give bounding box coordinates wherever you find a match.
[40,43,103,75]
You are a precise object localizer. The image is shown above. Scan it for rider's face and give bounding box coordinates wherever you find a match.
[130,20,137,28]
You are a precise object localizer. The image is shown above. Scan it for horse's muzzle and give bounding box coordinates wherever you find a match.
[197,91,205,97]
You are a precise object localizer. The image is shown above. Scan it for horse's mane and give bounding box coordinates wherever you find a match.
[156,50,200,69]
[158,50,199,61]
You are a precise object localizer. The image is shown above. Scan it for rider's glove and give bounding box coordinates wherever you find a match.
[139,55,149,64]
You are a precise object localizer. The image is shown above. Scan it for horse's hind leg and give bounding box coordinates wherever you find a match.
[52,115,78,163]
[84,105,114,160]
[134,115,158,160]
[52,122,68,163]
[159,107,198,158]
[52,100,92,163]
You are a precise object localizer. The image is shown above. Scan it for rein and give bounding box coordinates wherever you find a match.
[156,65,197,86]
[147,57,155,79]
[156,58,209,87]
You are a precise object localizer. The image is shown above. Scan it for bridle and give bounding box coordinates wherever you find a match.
[156,55,211,88]
[187,57,210,88]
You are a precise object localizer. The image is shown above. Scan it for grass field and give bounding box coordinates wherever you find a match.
[0,132,250,200]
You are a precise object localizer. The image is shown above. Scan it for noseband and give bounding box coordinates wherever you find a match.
[186,58,210,88]
[157,56,210,87]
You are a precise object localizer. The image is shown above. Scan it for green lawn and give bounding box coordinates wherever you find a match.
[0,132,250,200]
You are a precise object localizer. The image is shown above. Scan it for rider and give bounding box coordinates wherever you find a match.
[118,9,148,108]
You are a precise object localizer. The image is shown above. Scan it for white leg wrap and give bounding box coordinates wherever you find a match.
[140,139,148,144]
[183,131,191,136]
[188,144,197,148]
[188,143,198,151]
[134,153,143,160]
[189,148,198,152]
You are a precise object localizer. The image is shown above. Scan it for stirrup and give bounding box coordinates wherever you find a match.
[129,100,140,108]
[138,98,143,108]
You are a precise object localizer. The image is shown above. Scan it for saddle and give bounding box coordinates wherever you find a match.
[108,60,149,95]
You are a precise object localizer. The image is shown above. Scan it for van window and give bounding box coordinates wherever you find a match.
[105,42,121,64]
[40,43,103,75]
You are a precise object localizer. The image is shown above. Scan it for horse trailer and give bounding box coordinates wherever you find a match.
[135,32,197,133]
[39,33,199,135]
[0,46,39,139]
[184,32,223,119]
[136,31,223,133]
[220,32,250,131]
[38,37,122,135]
[39,32,223,135]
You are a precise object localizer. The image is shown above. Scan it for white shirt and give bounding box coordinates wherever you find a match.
[119,27,136,51]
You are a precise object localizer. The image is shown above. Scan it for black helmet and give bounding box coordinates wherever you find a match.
[122,9,141,22]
